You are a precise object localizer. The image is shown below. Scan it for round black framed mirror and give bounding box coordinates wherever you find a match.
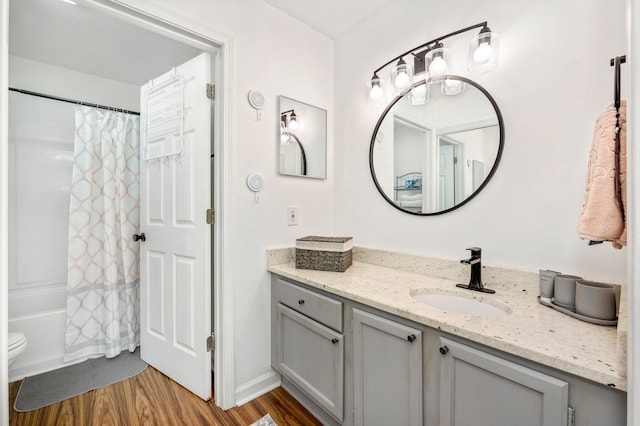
[369,75,504,215]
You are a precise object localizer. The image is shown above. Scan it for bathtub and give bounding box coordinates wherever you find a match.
[8,285,70,382]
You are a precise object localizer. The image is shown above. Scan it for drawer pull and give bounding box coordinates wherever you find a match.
[331,338,339,344]
[407,334,417,343]
[298,299,305,305]
[439,345,449,355]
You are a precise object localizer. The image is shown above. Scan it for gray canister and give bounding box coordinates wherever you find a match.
[553,274,583,311]
[539,269,561,302]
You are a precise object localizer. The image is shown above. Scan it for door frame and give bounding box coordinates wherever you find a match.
[1,0,9,423]
[0,0,236,415]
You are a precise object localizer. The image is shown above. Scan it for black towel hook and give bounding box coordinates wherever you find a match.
[610,55,626,110]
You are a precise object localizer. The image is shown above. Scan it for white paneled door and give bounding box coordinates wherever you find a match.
[139,52,212,400]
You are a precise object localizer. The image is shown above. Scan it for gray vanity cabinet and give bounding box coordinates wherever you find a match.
[272,278,344,422]
[352,308,423,426]
[438,337,569,426]
[271,274,626,426]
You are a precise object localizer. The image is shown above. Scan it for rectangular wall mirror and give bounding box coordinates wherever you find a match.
[279,96,327,179]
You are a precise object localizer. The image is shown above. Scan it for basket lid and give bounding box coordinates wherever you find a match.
[296,236,352,243]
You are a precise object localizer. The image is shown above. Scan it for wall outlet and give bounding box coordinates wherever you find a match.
[287,207,298,226]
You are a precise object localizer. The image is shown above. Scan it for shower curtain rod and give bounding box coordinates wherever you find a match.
[8,87,140,116]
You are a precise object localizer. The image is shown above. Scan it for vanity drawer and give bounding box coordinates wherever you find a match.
[274,278,343,332]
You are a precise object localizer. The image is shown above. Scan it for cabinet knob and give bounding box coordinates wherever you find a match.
[331,338,339,344]
[407,334,417,343]
[439,345,449,355]
[133,233,146,242]
[298,299,305,305]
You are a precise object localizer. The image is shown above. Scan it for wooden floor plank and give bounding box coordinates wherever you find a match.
[9,366,322,426]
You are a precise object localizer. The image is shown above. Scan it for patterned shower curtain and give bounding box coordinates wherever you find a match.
[65,105,140,362]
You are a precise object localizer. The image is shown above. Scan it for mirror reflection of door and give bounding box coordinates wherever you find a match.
[438,141,456,210]
[440,126,499,199]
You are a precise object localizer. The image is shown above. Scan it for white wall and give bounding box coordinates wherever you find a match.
[334,0,628,284]
[9,56,139,111]
[115,0,335,401]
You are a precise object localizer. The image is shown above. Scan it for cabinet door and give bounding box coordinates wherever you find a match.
[439,338,569,426]
[275,303,344,421]
[353,309,423,426]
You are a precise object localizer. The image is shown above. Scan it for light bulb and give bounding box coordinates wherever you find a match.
[409,83,428,105]
[473,42,493,64]
[288,119,298,131]
[444,79,461,88]
[429,56,447,77]
[369,84,383,100]
[394,71,410,90]
[411,84,427,97]
[281,134,290,145]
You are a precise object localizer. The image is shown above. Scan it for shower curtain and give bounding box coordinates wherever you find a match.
[64,106,140,362]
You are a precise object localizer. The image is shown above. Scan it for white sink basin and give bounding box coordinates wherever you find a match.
[411,290,511,317]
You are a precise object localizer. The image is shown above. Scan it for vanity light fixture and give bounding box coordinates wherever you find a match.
[288,111,299,130]
[367,21,499,105]
[441,78,466,95]
[409,81,430,105]
[391,58,413,95]
[426,43,449,77]
[468,26,500,73]
[367,73,385,105]
[281,109,299,136]
[280,120,290,145]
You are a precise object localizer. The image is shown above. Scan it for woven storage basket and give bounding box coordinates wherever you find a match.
[295,236,353,272]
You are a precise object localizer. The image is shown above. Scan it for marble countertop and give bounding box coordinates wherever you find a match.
[268,248,626,391]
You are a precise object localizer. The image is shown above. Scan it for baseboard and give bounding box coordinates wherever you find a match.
[235,370,281,407]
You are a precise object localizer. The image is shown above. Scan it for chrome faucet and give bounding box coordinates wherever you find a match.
[456,247,495,294]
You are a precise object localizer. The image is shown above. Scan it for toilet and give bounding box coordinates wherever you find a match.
[8,332,27,368]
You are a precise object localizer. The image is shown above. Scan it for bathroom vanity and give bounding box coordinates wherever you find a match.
[268,248,627,426]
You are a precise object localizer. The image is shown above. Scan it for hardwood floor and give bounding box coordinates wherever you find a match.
[8,366,322,426]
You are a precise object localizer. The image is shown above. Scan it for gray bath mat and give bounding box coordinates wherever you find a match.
[14,348,147,412]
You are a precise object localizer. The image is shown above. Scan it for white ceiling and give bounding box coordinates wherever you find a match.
[9,0,202,85]
[8,0,392,86]
[262,0,398,39]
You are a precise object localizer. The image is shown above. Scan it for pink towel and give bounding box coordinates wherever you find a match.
[578,101,627,249]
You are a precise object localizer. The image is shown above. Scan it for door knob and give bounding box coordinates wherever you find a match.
[133,233,146,242]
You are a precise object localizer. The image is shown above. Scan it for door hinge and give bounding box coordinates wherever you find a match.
[207,333,215,352]
[206,83,215,100]
[206,208,215,225]
[568,405,575,426]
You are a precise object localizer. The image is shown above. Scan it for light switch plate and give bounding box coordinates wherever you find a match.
[287,207,298,226]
